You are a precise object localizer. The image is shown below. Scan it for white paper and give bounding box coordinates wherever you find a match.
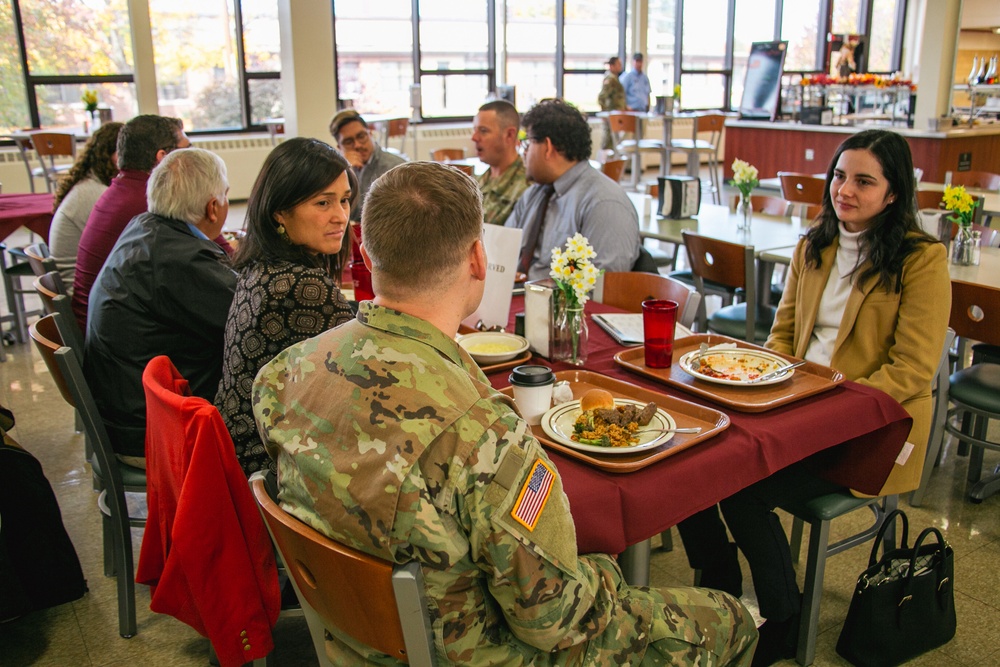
[463,225,522,330]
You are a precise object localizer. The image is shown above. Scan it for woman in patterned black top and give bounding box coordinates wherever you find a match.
[215,138,358,475]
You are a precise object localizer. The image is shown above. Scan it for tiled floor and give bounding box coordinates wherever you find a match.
[1,217,998,666]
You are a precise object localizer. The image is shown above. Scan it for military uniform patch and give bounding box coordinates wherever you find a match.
[511,458,555,531]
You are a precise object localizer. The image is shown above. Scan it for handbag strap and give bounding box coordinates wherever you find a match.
[904,526,949,581]
[866,507,909,567]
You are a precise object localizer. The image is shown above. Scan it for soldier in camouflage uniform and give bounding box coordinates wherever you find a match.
[473,100,529,225]
[599,56,626,151]
[254,161,758,666]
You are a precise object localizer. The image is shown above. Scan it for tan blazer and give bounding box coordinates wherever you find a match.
[766,234,951,496]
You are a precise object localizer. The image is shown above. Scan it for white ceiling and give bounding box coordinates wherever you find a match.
[961,0,999,30]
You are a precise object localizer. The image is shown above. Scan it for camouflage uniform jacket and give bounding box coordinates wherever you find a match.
[478,156,529,226]
[254,302,756,666]
[599,72,626,111]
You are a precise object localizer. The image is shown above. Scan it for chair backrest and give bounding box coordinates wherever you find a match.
[778,171,826,217]
[646,183,659,200]
[430,148,464,162]
[32,132,76,159]
[949,280,1000,347]
[23,241,55,277]
[607,112,637,134]
[601,158,628,183]
[682,231,757,341]
[29,314,127,496]
[452,163,474,176]
[946,170,1000,192]
[250,474,436,666]
[386,118,409,138]
[691,112,725,149]
[33,273,83,359]
[598,271,701,329]
[730,195,792,217]
[916,189,944,211]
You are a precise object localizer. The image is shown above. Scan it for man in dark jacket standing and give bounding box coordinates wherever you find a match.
[84,148,236,468]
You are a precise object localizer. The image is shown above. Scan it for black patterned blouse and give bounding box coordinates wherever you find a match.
[214,259,353,475]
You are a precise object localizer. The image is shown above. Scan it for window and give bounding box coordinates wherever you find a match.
[504,1,558,110]
[868,0,901,73]
[563,0,622,112]
[418,0,492,118]
[781,0,824,72]
[731,0,778,108]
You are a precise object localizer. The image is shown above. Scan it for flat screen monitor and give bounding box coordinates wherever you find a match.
[739,41,788,121]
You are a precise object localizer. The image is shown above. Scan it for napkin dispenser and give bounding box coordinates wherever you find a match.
[523,278,558,358]
[657,175,701,219]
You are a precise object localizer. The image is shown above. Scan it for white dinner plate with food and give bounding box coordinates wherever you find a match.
[678,348,796,386]
[456,332,529,364]
[540,398,677,455]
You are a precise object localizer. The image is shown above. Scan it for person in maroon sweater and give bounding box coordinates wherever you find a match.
[71,114,233,332]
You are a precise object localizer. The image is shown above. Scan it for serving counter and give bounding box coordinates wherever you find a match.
[723,119,1000,183]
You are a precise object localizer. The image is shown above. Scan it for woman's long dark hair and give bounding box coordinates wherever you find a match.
[52,121,123,210]
[232,137,358,281]
[805,129,937,293]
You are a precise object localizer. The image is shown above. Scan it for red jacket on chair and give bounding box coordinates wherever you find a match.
[137,356,280,667]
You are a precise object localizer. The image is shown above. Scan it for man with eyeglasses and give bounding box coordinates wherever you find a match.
[329,109,407,223]
[506,99,640,280]
[72,114,233,332]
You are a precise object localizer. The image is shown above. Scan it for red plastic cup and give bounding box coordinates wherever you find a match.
[642,299,679,368]
[349,222,375,302]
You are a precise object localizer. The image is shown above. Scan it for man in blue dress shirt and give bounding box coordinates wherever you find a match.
[620,52,652,112]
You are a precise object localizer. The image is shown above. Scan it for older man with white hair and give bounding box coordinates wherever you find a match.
[84,147,237,468]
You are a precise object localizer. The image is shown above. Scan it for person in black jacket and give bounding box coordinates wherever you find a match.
[84,148,237,468]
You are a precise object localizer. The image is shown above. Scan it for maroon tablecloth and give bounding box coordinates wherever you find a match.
[0,193,53,243]
[486,298,912,555]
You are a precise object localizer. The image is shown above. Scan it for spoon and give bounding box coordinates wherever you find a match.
[640,426,703,435]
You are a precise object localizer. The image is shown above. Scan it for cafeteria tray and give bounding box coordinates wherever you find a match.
[615,334,844,413]
[499,370,729,473]
[478,350,532,376]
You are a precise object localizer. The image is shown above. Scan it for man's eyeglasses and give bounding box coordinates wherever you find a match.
[339,129,371,149]
[520,137,537,153]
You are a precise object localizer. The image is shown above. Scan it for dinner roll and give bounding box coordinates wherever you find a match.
[579,388,615,413]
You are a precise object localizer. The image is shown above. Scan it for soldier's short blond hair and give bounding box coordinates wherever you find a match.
[363,162,483,299]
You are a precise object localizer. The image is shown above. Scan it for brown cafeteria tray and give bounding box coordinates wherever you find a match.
[499,370,729,473]
[478,350,532,376]
[615,333,844,413]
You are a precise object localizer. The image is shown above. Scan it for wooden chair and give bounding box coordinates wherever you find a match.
[384,118,410,157]
[942,280,1000,502]
[596,271,701,330]
[0,242,44,344]
[22,241,55,277]
[601,158,628,184]
[916,189,944,210]
[681,231,776,343]
[29,313,147,638]
[430,148,464,162]
[33,274,83,359]
[31,132,77,193]
[608,113,668,183]
[670,112,725,204]
[778,172,826,219]
[250,472,437,666]
[945,170,1000,192]
[451,163,474,176]
[6,132,46,193]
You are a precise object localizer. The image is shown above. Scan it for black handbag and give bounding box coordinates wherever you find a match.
[836,509,956,667]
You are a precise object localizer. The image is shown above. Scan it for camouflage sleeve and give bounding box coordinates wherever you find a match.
[461,412,629,652]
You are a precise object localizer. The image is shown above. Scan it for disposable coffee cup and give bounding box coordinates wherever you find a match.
[509,365,556,426]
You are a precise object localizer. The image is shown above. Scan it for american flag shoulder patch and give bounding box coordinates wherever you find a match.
[511,458,555,531]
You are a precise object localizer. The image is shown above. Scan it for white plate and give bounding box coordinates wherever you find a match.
[539,398,676,455]
[456,332,529,364]
[678,348,795,386]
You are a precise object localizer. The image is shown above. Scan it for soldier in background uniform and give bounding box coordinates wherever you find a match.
[599,56,626,151]
[473,100,529,226]
[254,162,758,666]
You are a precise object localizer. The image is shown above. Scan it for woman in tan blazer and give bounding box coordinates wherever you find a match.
[677,130,951,666]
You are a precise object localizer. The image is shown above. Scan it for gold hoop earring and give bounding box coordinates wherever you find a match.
[276,223,291,244]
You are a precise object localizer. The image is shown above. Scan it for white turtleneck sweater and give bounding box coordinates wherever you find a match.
[804,223,864,365]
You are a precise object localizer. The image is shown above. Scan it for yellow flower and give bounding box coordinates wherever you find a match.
[730,158,759,197]
[942,185,979,226]
[82,89,99,112]
[549,234,602,307]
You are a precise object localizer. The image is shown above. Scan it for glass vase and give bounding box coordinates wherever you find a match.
[951,224,975,266]
[737,191,753,231]
[551,296,588,366]
[89,109,101,131]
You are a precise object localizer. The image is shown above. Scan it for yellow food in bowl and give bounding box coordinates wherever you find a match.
[465,341,519,355]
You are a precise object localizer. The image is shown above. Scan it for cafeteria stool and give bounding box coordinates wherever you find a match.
[682,231,776,343]
[29,313,147,639]
[31,132,77,193]
[783,493,898,666]
[942,280,1000,503]
[251,471,438,667]
[0,242,45,345]
[670,112,725,204]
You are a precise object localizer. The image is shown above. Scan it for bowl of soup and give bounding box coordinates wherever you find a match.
[457,332,529,364]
